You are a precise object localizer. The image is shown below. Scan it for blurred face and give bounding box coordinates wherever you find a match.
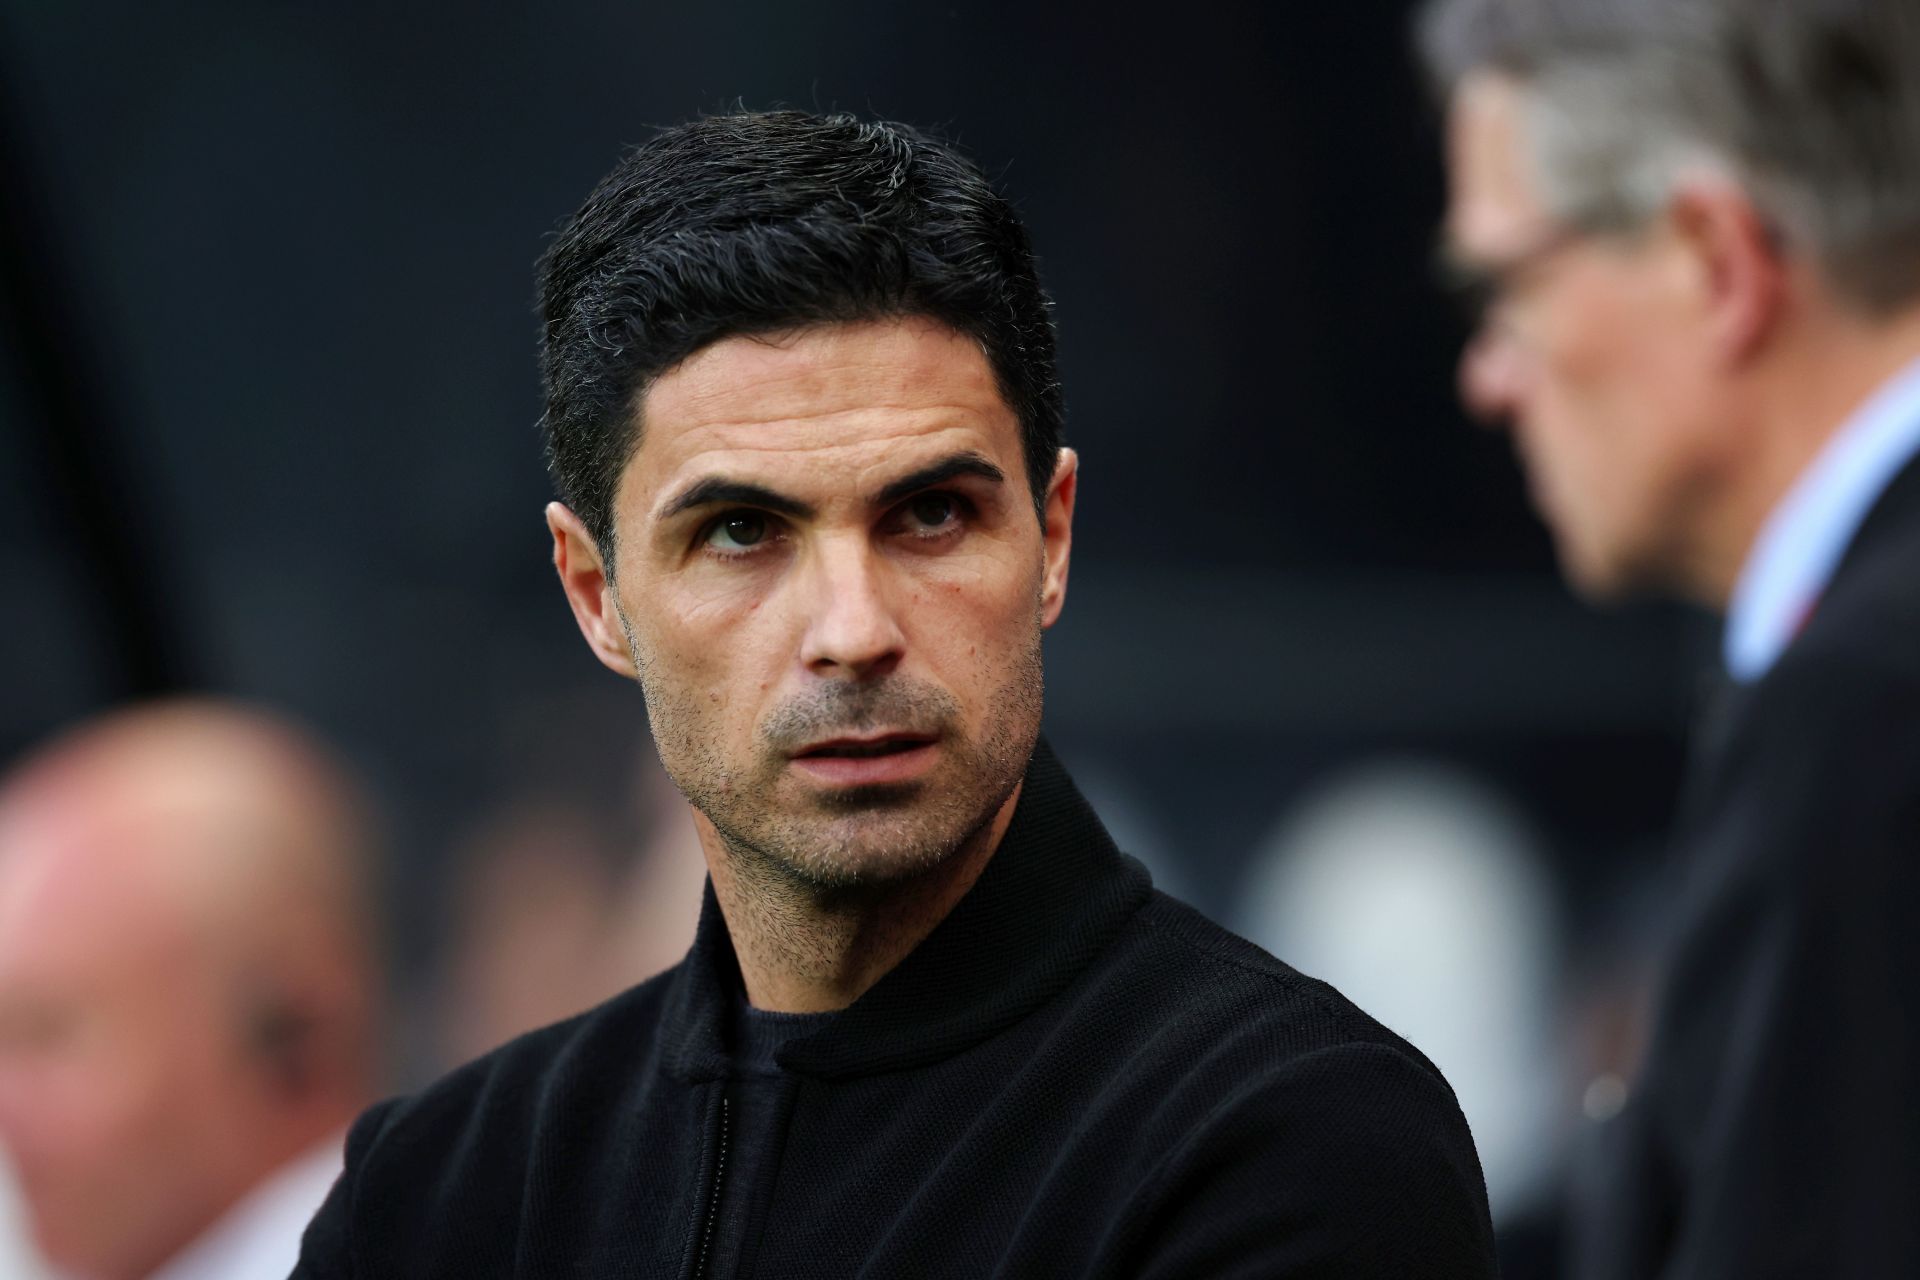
[0,798,272,1280]
[558,317,1073,888]
[1445,72,1726,598]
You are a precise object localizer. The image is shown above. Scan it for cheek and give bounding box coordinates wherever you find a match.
[1529,304,1669,491]
[1583,343,1708,502]
[0,974,245,1254]
[14,1056,193,1272]
[1,1024,160,1185]
[627,575,787,732]
[1526,379,1667,556]
[1546,266,1710,479]
[901,551,1042,674]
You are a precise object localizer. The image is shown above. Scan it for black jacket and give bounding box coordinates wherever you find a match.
[296,744,1497,1278]
[1576,454,1920,1278]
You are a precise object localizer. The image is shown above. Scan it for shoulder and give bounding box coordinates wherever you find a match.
[1724,621,1920,796]
[344,967,680,1201]
[1097,894,1495,1272]
[1791,498,1920,690]
[1102,889,1481,1155]
[1717,503,1920,781]
[297,970,686,1273]
[1681,564,1920,920]
[1128,890,1452,1067]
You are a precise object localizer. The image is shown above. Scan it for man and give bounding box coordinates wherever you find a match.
[296,110,1497,1277]
[1420,1,1920,1274]
[0,700,383,1280]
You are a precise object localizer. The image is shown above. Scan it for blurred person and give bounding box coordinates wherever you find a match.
[297,110,1498,1277]
[600,761,714,987]
[431,802,629,1070]
[1556,877,1665,1279]
[1422,0,1920,1273]
[1236,762,1562,1235]
[431,762,704,1071]
[0,701,383,1280]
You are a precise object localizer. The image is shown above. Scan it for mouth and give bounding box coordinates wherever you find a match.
[794,732,937,759]
[789,732,941,785]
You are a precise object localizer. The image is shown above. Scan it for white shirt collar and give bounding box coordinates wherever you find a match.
[1723,354,1920,683]
[144,1136,344,1280]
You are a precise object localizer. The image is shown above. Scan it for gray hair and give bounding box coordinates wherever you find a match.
[1418,0,1920,312]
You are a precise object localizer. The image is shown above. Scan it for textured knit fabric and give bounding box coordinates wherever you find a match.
[702,1001,834,1278]
[294,742,1497,1278]
[1574,455,1920,1278]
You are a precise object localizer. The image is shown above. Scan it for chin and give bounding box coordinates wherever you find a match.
[1560,554,1631,602]
[772,811,979,890]
[1557,530,1671,604]
[730,763,1021,894]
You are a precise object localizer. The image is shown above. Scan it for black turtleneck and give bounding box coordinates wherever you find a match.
[701,994,833,1279]
[295,741,1497,1278]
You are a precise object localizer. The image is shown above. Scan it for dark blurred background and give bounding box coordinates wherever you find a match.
[0,0,1712,1265]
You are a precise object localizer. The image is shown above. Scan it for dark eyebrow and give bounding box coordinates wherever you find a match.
[873,452,1007,507]
[658,478,816,522]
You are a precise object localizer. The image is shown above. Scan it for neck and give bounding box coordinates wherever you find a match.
[697,784,1022,1014]
[1688,292,1920,608]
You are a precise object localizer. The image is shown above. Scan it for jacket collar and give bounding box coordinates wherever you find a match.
[1688,451,1920,806]
[1828,448,1920,600]
[659,739,1152,1083]
[1723,358,1920,683]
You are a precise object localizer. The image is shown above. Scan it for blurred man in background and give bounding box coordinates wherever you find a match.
[430,761,705,1071]
[1421,0,1920,1274]
[0,701,383,1280]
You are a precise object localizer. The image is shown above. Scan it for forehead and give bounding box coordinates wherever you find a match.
[1445,71,1555,258]
[0,765,213,983]
[623,317,1018,509]
[0,809,187,988]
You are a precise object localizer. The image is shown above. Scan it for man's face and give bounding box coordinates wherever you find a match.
[1445,72,1728,598]
[563,317,1072,888]
[0,795,272,1280]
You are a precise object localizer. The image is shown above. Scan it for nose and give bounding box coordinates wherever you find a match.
[796,535,906,681]
[1459,328,1523,429]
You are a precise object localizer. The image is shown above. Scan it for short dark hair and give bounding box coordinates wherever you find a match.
[1417,0,1920,312]
[537,111,1064,563]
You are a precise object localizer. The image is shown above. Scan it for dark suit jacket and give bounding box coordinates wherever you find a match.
[1576,453,1920,1278]
[295,743,1497,1278]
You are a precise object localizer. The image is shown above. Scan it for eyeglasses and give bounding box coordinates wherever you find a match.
[1438,223,1593,338]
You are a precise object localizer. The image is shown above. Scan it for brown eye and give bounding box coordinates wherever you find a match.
[706,511,768,551]
[907,493,958,529]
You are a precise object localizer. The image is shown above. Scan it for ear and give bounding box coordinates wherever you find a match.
[1666,179,1787,367]
[547,502,640,679]
[1039,449,1077,629]
[240,982,319,1098]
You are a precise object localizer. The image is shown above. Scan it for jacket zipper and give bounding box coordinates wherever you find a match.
[691,1092,731,1280]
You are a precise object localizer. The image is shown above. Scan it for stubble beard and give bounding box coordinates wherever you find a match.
[626,617,1045,900]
